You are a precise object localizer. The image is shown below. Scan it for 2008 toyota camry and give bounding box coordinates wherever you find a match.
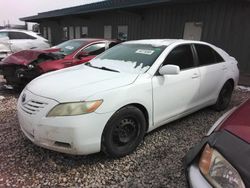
[17,39,239,157]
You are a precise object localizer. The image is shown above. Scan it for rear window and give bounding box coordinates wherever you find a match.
[195,44,224,66]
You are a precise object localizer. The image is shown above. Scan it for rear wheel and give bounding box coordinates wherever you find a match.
[213,81,233,111]
[101,106,146,158]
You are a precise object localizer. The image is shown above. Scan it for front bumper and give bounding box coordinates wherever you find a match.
[17,89,113,155]
[188,164,212,188]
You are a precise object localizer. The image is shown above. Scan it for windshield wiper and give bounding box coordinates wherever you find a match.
[85,62,120,73]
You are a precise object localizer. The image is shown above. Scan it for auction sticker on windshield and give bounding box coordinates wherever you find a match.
[65,46,74,50]
[135,49,155,55]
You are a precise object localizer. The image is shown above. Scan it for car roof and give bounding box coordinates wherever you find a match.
[125,39,209,46]
[0,29,38,34]
[69,38,118,43]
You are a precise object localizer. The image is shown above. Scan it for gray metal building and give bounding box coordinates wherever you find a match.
[21,0,250,76]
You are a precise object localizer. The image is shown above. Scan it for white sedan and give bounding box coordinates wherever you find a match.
[17,39,239,157]
[0,29,50,60]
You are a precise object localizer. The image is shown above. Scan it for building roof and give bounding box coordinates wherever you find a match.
[20,0,209,22]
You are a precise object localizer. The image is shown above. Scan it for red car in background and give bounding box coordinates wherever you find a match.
[185,99,250,188]
[0,38,119,89]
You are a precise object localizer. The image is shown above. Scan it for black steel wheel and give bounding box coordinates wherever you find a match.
[101,106,146,158]
[213,81,233,111]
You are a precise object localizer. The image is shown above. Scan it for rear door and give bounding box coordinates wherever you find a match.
[193,44,227,105]
[152,44,201,127]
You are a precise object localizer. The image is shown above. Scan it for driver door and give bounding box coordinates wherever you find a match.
[152,44,201,127]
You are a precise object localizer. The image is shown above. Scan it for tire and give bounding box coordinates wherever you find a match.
[101,106,146,158]
[213,81,233,111]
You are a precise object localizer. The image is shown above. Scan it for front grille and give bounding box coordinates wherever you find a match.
[21,100,48,115]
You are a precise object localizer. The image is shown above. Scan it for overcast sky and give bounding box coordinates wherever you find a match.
[0,0,103,26]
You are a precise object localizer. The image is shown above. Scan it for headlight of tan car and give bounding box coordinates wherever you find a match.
[47,100,103,117]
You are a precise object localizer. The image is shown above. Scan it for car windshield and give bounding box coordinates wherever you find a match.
[89,43,166,74]
[54,40,88,55]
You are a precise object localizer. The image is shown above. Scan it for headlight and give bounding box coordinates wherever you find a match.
[47,100,103,117]
[199,144,245,188]
[28,64,35,70]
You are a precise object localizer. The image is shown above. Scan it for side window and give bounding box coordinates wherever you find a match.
[82,43,106,55]
[195,44,224,66]
[163,45,195,70]
[9,32,36,40]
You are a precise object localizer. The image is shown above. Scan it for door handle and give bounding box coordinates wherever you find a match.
[192,73,200,79]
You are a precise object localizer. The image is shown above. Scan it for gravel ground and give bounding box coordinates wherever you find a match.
[0,79,249,187]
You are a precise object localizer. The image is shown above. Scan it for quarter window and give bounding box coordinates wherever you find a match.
[195,44,224,66]
[163,45,195,70]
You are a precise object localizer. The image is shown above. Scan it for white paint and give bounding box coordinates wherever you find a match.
[17,39,239,156]
[0,29,50,53]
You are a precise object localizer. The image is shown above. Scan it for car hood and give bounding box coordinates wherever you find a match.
[219,99,250,143]
[27,65,139,102]
[1,48,61,66]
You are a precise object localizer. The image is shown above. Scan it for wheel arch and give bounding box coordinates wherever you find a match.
[227,78,235,88]
[127,103,149,132]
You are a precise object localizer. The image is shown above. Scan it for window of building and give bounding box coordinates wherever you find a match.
[8,32,36,40]
[43,27,47,39]
[75,26,81,39]
[104,25,112,39]
[118,25,128,41]
[163,45,195,70]
[47,27,52,42]
[69,26,74,39]
[62,27,68,40]
[81,26,88,38]
[183,22,203,41]
[195,44,224,66]
[81,43,106,55]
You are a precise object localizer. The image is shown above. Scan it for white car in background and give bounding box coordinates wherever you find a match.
[17,39,239,157]
[0,29,50,60]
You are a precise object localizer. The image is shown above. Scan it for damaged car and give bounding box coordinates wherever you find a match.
[0,38,119,88]
[0,29,50,60]
[17,39,239,157]
[185,99,250,188]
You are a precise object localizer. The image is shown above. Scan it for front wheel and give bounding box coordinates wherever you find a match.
[213,82,233,111]
[101,106,146,158]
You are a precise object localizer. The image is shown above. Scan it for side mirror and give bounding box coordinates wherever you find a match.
[159,65,180,75]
